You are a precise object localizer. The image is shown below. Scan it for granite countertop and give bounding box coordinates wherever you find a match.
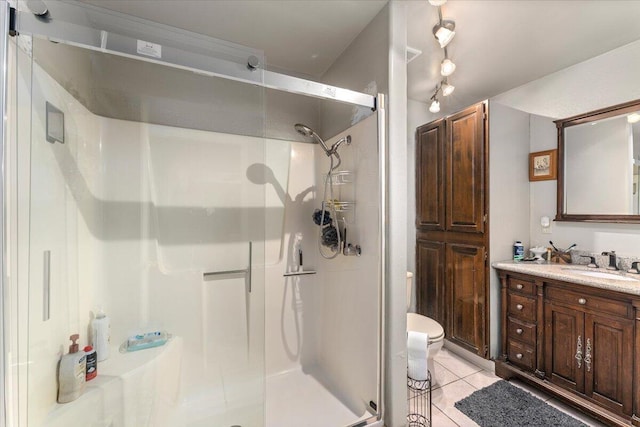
[492,260,640,296]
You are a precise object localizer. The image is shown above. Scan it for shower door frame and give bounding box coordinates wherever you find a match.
[1,1,386,426]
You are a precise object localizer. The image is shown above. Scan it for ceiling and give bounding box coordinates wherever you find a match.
[77,0,640,112]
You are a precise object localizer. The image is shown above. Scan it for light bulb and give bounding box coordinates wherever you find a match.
[428,0,447,5]
[434,25,455,48]
[441,58,456,76]
[628,113,640,124]
[442,82,455,96]
[429,99,441,113]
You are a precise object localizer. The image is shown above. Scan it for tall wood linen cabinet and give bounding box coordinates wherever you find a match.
[415,102,490,358]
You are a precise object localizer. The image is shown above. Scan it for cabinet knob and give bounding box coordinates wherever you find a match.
[516,284,523,290]
[516,353,523,360]
[516,328,523,335]
[578,298,586,305]
[516,304,524,310]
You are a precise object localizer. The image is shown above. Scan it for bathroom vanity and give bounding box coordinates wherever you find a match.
[493,261,640,427]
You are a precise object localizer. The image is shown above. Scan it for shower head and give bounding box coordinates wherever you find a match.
[294,123,331,154]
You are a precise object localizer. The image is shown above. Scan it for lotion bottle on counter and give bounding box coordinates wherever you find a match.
[58,334,86,403]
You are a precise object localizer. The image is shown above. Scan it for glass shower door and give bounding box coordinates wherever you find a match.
[16,15,267,427]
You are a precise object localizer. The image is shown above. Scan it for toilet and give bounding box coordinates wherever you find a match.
[406,271,445,380]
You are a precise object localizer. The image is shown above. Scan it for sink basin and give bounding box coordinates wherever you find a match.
[566,269,639,282]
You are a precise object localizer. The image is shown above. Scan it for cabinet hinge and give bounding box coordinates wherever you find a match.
[483,213,487,223]
[484,252,488,261]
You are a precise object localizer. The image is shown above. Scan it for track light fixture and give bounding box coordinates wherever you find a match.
[440,58,456,77]
[428,2,458,112]
[433,20,455,48]
[432,7,455,48]
[441,79,455,96]
[429,98,441,113]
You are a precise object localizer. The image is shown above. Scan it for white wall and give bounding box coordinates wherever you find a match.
[487,102,530,358]
[315,115,381,418]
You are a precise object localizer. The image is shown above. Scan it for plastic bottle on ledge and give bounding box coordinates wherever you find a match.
[91,308,111,362]
[58,334,86,403]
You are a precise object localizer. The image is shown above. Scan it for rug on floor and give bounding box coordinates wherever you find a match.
[454,380,588,427]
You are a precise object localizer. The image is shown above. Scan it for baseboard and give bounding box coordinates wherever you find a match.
[443,339,495,372]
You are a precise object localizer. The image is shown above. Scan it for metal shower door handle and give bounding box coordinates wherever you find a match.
[43,250,51,321]
[248,241,252,293]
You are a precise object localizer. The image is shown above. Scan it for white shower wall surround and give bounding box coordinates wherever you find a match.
[15,43,381,426]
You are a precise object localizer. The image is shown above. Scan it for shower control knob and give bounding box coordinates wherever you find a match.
[247,55,261,71]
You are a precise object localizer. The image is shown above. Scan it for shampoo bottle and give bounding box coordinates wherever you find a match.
[58,334,86,403]
[91,308,111,362]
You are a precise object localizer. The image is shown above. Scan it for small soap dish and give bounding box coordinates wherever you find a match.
[119,331,172,353]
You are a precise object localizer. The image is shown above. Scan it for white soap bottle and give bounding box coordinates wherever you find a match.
[91,308,111,362]
[58,334,86,403]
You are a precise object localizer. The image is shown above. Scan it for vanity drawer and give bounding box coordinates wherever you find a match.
[507,340,535,371]
[508,277,535,296]
[508,294,536,322]
[546,286,629,318]
[507,317,536,345]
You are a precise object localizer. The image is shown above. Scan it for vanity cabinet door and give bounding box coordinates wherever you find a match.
[544,303,585,394]
[584,313,633,416]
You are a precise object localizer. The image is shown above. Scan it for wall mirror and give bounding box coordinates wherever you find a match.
[556,99,640,223]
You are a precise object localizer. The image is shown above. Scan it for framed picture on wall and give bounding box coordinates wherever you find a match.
[529,149,557,181]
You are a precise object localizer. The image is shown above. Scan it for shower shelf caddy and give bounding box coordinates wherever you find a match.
[407,371,432,427]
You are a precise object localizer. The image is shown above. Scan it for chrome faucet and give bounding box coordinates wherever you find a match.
[580,255,598,268]
[601,251,618,270]
[628,261,640,274]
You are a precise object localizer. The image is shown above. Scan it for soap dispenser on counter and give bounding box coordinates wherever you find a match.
[57,334,86,403]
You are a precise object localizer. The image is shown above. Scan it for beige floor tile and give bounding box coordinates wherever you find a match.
[462,369,501,389]
[430,405,459,427]
[433,349,483,378]
[432,360,461,389]
[432,379,479,426]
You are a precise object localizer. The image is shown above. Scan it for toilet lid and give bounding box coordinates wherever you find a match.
[407,313,445,341]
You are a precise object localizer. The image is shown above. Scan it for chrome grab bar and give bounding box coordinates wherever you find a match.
[202,241,252,293]
[283,270,317,277]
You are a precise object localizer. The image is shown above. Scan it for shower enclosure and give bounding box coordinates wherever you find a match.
[1,2,384,427]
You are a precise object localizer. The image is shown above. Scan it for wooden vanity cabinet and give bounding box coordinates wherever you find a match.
[496,269,640,427]
[545,284,634,417]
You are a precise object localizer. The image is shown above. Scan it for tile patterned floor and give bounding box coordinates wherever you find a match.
[415,348,607,427]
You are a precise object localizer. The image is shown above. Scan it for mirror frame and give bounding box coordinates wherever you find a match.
[555,98,640,223]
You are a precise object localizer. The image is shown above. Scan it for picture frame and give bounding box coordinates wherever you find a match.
[529,149,557,181]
